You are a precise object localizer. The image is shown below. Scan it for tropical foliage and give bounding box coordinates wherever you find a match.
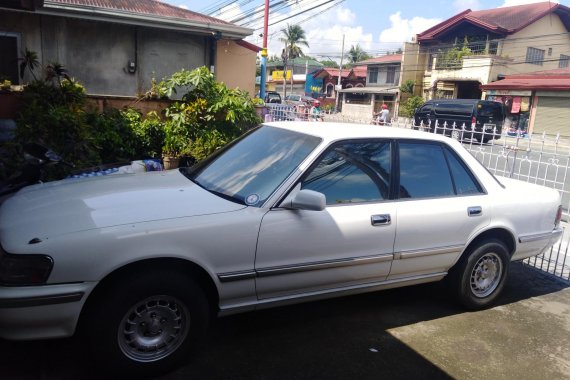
[279,24,309,96]
[347,44,372,64]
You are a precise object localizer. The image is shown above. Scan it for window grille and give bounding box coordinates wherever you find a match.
[526,47,545,65]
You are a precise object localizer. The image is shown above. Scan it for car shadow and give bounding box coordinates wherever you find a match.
[0,263,567,380]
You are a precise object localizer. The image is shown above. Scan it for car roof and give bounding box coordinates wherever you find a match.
[263,122,452,144]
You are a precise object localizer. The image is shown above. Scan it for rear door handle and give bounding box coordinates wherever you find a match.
[371,214,391,226]
[468,207,482,216]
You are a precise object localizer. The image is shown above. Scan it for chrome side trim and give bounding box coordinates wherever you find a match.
[217,270,256,283]
[217,253,394,282]
[218,272,447,316]
[396,245,463,260]
[0,292,84,308]
[519,229,562,244]
[256,253,394,278]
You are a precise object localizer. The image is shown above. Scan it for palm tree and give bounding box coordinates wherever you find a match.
[347,44,372,64]
[19,49,40,81]
[280,24,309,96]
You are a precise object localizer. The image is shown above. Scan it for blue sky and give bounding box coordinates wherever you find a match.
[162,0,570,59]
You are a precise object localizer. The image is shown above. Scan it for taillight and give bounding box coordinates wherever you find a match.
[555,205,563,227]
[471,116,476,128]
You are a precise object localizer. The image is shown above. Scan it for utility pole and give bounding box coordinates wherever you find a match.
[335,34,345,112]
[259,0,269,100]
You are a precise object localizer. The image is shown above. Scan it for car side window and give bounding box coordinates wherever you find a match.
[444,147,483,195]
[399,142,454,198]
[302,141,391,205]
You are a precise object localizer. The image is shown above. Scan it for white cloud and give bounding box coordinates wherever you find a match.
[453,0,482,12]
[379,12,441,43]
[501,0,558,6]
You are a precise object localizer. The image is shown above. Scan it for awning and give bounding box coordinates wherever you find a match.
[481,77,570,91]
[338,87,399,94]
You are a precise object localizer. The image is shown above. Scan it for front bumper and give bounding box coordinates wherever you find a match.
[0,282,96,340]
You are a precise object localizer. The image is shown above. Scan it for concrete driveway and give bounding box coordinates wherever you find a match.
[1,262,569,380]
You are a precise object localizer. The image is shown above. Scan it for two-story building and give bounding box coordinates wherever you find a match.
[401,1,570,101]
[339,54,402,119]
[265,57,323,96]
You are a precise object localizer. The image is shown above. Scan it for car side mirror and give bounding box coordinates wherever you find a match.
[285,189,326,211]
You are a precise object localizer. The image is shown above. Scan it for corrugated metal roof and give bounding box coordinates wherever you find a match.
[45,0,232,26]
[482,68,570,90]
[358,54,402,65]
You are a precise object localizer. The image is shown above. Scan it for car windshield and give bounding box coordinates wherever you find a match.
[183,126,322,207]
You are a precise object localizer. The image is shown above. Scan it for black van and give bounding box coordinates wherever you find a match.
[413,99,504,143]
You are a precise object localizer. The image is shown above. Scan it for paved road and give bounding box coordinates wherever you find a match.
[1,263,569,380]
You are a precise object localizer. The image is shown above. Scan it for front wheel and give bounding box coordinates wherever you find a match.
[449,239,510,310]
[83,270,209,377]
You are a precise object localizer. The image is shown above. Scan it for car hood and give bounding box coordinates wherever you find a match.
[0,170,246,246]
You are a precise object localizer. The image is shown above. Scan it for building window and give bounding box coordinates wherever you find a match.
[386,66,396,84]
[0,34,20,84]
[560,54,570,68]
[368,67,378,84]
[526,47,545,65]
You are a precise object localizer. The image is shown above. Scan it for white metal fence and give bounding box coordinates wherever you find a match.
[266,107,570,282]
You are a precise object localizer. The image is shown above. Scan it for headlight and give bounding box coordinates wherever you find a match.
[0,246,53,286]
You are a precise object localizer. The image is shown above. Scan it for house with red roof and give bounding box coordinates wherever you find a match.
[338,54,402,119]
[402,1,570,102]
[0,0,257,96]
[481,68,570,135]
[311,66,366,98]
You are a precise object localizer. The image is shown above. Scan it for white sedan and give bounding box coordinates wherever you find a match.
[0,122,562,376]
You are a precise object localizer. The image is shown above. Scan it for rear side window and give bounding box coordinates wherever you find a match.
[476,102,503,119]
[418,103,433,113]
[399,143,454,198]
[435,102,474,116]
[398,142,483,199]
[443,147,483,195]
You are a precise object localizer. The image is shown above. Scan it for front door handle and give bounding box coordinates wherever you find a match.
[468,206,482,217]
[371,214,391,226]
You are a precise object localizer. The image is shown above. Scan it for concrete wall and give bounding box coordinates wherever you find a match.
[502,13,570,74]
[216,39,257,96]
[0,9,210,96]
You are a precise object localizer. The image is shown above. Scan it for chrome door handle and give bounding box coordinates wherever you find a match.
[371,214,391,226]
[468,207,482,217]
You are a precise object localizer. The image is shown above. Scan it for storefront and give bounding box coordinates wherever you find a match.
[481,68,570,136]
[485,90,533,134]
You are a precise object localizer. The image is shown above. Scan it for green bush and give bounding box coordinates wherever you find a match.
[400,96,425,118]
[158,66,261,160]
[16,79,99,173]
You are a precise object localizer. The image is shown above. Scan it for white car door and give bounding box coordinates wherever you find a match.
[388,141,491,280]
[255,140,398,300]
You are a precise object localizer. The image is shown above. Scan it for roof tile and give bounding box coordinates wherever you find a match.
[47,0,232,26]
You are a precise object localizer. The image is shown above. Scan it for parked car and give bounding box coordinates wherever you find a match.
[0,123,562,376]
[284,94,316,106]
[414,99,505,143]
[263,91,282,104]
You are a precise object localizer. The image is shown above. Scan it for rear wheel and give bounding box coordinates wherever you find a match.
[83,270,209,377]
[449,239,510,310]
[451,129,461,140]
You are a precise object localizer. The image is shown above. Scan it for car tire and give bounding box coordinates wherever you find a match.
[451,130,461,140]
[450,239,510,310]
[83,270,209,377]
